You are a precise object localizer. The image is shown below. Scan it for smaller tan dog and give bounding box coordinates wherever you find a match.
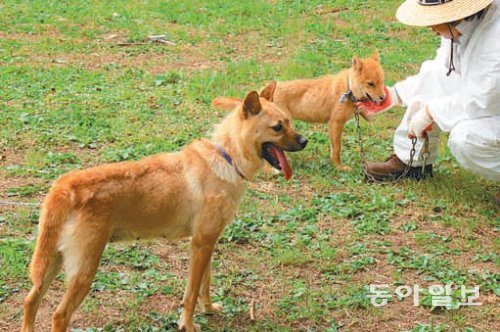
[22,82,307,332]
[275,51,386,171]
[215,52,386,171]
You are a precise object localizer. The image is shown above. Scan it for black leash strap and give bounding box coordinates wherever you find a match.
[446,24,457,76]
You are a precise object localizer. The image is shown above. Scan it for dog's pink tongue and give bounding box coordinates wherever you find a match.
[270,145,292,180]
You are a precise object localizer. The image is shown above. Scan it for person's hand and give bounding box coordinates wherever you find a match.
[356,86,398,116]
[408,105,434,139]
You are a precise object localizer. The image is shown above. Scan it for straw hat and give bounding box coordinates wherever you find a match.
[396,0,494,26]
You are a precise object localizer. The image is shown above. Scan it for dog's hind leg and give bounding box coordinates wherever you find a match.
[328,114,351,171]
[51,219,109,332]
[22,253,62,332]
[23,189,72,332]
[198,260,223,313]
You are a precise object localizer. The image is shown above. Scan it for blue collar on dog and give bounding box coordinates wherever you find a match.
[214,143,247,180]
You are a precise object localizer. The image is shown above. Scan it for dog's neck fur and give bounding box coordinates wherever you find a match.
[210,109,263,182]
[346,69,364,101]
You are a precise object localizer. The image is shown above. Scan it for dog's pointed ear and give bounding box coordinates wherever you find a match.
[352,55,363,72]
[242,91,262,118]
[260,80,277,102]
[372,50,380,62]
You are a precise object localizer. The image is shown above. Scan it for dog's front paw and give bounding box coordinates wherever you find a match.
[201,302,223,314]
[178,313,201,332]
[335,165,352,172]
[178,322,201,332]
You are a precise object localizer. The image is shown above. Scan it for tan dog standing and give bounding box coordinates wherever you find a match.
[214,52,385,171]
[22,83,307,332]
[273,51,386,171]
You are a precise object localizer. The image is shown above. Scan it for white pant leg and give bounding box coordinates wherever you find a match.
[448,117,500,181]
[393,106,441,167]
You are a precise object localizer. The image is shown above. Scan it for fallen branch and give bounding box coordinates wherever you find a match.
[316,7,349,15]
[249,299,256,321]
[149,34,176,46]
[117,35,176,47]
[117,42,148,46]
[154,39,176,46]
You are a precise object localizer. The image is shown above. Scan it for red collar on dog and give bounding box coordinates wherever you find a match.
[214,143,247,180]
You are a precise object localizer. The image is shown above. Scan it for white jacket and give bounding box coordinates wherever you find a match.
[394,0,500,132]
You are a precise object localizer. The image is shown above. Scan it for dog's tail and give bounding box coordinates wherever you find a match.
[212,97,241,110]
[30,186,73,290]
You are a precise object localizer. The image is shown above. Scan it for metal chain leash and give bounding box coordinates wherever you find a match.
[354,111,426,184]
[421,132,430,175]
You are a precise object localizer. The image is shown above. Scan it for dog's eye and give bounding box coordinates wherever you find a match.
[367,82,375,87]
[272,123,283,132]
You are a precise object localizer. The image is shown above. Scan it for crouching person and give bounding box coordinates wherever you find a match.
[358,0,500,183]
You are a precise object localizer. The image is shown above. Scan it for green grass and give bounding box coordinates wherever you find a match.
[1,0,498,331]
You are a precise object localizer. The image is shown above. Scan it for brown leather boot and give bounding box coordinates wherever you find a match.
[365,154,432,182]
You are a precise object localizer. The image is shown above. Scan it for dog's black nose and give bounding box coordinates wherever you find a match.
[296,135,308,149]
